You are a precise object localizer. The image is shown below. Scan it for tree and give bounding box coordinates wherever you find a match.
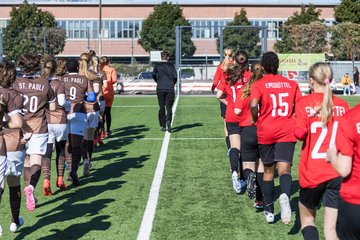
[139,2,195,58]
[280,23,328,53]
[330,23,360,60]
[274,5,324,53]
[335,0,360,24]
[217,8,260,58]
[3,1,66,61]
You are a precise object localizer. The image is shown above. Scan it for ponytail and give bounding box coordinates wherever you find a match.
[242,64,263,100]
[320,79,333,125]
[221,48,233,71]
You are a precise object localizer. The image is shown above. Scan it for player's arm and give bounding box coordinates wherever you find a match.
[211,66,222,92]
[152,65,158,82]
[216,89,227,105]
[250,98,259,124]
[294,100,307,141]
[327,116,354,177]
[57,83,66,107]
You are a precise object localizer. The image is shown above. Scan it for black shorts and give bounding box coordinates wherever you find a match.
[259,142,295,166]
[299,177,342,210]
[240,126,259,162]
[226,122,241,136]
[337,198,360,240]
[220,102,226,118]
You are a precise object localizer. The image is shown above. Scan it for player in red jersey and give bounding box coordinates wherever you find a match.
[250,52,302,224]
[13,54,56,212]
[0,60,32,235]
[328,105,360,239]
[234,62,264,208]
[212,48,233,153]
[295,63,349,240]
[217,51,251,193]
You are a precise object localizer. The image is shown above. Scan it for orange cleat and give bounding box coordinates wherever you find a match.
[101,130,105,139]
[43,179,52,196]
[56,176,67,190]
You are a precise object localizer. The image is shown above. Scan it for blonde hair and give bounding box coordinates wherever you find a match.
[308,62,334,126]
[41,55,56,79]
[221,48,233,71]
[79,53,98,81]
[242,62,263,100]
[91,56,100,73]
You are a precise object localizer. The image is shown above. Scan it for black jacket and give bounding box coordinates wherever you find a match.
[152,62,177,92]
[354,70,359,86]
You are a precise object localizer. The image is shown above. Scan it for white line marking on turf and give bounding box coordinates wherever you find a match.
[112,105,216,108]
[108,137,223,141]
[137,95,180,240]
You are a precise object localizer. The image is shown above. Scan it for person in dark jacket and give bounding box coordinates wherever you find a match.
[152,51,177,132]
[354,66,359,94]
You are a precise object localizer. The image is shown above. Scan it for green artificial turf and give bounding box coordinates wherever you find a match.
[0,95,358,239]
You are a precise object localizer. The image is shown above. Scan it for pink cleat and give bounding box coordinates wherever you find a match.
[24,185,36,211]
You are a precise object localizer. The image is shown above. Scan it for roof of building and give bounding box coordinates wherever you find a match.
[0,0,341,6]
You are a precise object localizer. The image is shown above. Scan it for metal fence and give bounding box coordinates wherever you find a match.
[175,25,268,95]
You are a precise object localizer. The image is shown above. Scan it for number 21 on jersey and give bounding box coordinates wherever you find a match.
[311,121,338,159]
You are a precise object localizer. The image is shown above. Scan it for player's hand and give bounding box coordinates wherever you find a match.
[211,84,216,93]
[326,147,337,163]
[21,132,32,144]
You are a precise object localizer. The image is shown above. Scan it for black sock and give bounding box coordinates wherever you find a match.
[229,148,240,173]
[87,140,94,160]
[280,174,292,198]
[9,185,21,225]
[0,187,3,203]
[239,157,245,181]
[256,172,264,201]
[29,164,41,188]
[82,140,88,161]
[301,226,319,240]
[262,180,274,213]
[225,136,230,150]
[243,168,254,181]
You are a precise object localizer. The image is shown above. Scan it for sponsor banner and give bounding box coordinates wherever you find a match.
[278,54,325,71]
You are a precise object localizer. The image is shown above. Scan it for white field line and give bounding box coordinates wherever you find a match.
[107,137,223,141]
[112,105,216,108]
[136,95,180,240]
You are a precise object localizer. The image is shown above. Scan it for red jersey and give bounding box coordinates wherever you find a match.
[218,71,251,123]
[336,104,360,204]
[250,74,302,144]
[212,61,234,89]
[296,93,349,188]
[234,95,252,127]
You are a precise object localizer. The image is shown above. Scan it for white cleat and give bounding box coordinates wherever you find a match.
[279,193,292,225]
[0,224,3,238]
[83,159,90,176]
[232,171,241,193]
[264,211,275,223]
[10,216,24,233]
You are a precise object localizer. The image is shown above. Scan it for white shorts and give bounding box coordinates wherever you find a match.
[6,150,26,177]
[48,124,68,143]
[25,133,48,156]
[86,112,99,129]
[67,112,87,136]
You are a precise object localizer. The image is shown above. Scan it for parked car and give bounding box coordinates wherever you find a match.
[136,71,153,80]
[124,71,156,94]
[115,73,124,94]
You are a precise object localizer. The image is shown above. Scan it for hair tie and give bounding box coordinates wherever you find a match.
[324,79,330,85]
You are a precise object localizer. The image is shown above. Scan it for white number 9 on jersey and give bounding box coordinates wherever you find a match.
[70,87,77,100]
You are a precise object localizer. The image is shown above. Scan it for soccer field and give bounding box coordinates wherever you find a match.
[0,95,359,240]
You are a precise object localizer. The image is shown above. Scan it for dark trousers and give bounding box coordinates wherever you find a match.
[157,91,175,128]
[103,106,112,132]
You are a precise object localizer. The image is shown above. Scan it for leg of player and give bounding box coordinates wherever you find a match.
[23,155,30,187]
[55,140,67,190]
[83,128,95,176]
[254,159,264,210]
[262,163,275,223]
[42,143,53,196]
[229,132,242,193]
[299,202,318,240]
[70,134,84,186]
[165,92,175,132]
[7,176,24,233]
[65,137,72,182]
[277,161,292,225]
[24,154,42,211]
[157,92,166,131]
[324,207,338,240]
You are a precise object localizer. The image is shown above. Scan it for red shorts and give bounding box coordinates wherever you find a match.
[104,93,114,107]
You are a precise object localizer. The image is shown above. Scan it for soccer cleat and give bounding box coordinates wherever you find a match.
[254,201,264,210]
[264,211,275,223]
[106,131,112,138]
[43,179,52,196]
[279,193,292,225]
[232,171,241,193]
[66,174,72,182]
[70,170,80,186]
[24,185,36,211]
[101,130,105,139]
[56,176,67,190]
[9,216,24,233]
[246,172,257,200]
[0,224,2,238]
[166,121,172,133]
[240,179,247,190]
[98,136,105,146]
[160,127,166,132]
[83,159,90,176]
